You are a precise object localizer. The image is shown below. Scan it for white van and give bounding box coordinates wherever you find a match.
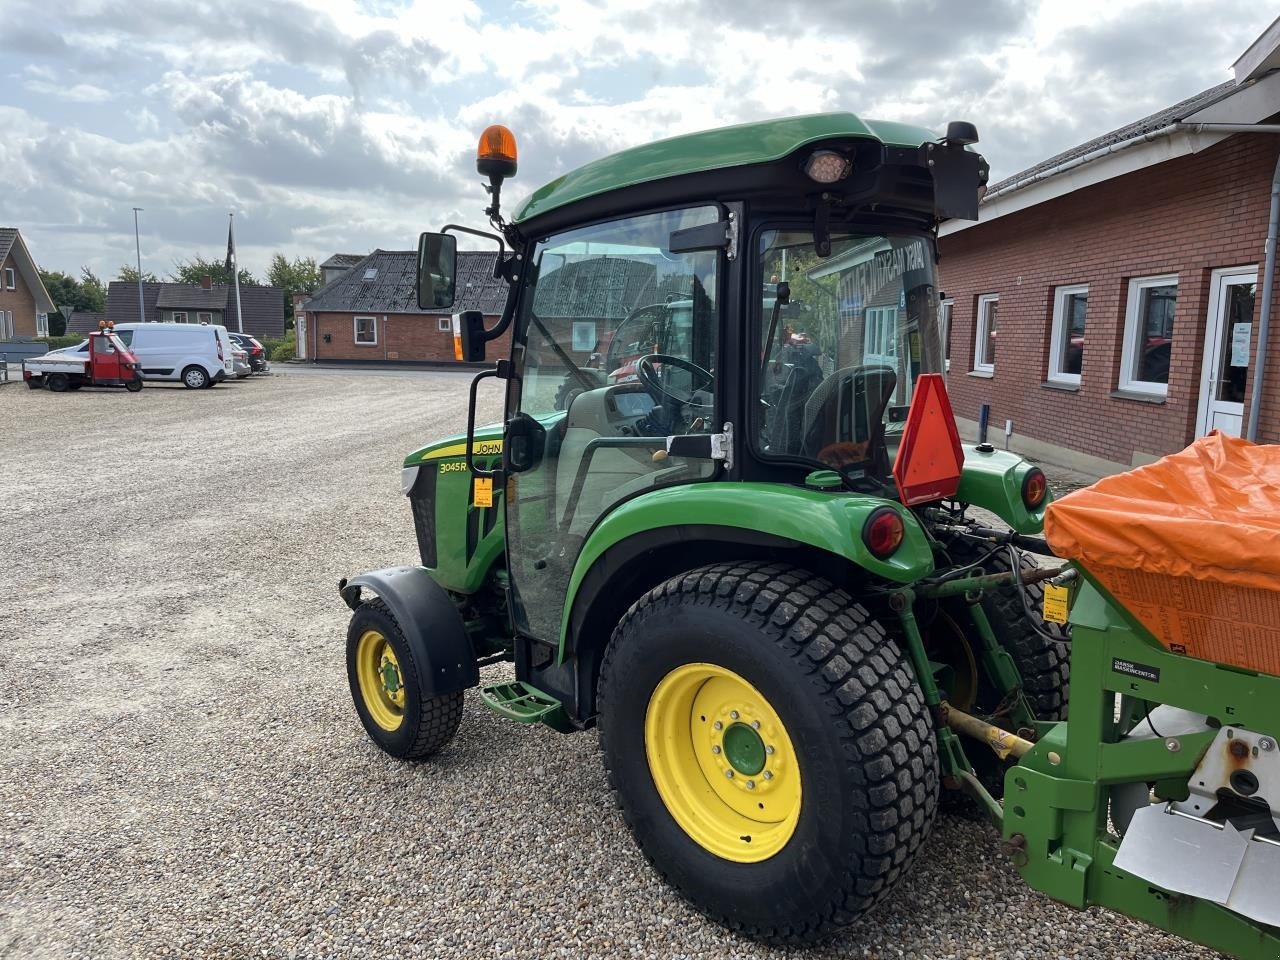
[53,323,235,388]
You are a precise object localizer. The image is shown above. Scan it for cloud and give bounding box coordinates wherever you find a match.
[22,80,113,103]
[0,0,1275,282]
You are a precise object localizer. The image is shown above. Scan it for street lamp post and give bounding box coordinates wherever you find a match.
[132,207,145,323]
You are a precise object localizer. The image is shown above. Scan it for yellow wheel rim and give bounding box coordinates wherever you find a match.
[645,662,802,863]
[356,629,406,732]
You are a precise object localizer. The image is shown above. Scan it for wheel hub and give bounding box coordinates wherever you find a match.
[722,721,766,776]
[645,662,802,863]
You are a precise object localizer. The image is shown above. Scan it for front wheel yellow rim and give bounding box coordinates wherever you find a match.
[645,663,802,863]
[356,629,406,732]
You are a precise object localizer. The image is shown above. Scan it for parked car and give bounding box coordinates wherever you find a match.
[231,347,252,378]
[51,323,234,388]
[227,332,269,373]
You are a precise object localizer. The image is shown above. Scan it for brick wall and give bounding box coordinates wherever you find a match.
[307,312,510,362]
[939,133,1280,467]
[0,250,38,338]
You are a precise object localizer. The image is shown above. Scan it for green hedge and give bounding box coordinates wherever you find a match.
[268,335,296,362]
[39,335,86,351]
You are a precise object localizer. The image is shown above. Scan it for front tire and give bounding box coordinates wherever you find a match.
[126,377,143,393]
[346,598,463,759]
[598,562,938,944]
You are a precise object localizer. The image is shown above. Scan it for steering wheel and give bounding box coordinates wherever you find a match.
[635,353,714,408]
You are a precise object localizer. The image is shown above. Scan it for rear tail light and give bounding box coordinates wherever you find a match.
[862,507,905,560]
[217,339,224,360]
[1022,468,1048,510]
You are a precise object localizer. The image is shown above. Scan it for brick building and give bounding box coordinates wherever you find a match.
[297,250,508,363]
[105,276,286,341]
[939,26,1280,474]
[0,228,55,340]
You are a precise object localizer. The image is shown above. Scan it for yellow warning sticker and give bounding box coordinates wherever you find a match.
[472,476,493,508]
[1042,583,1070,625]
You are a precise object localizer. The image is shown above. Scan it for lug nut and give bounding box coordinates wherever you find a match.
[765,745,775,755]
[763,770,773,780]
[746,780,755,789]
[730,710,740,720]
[713,721,723,731]
[751,720,761,730]
[1261,737,1276,752]
[725,770,734,779]
[711,745,721,755]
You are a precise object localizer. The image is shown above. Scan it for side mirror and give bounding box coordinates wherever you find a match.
[504,412,546,475]
[458,310,487,363]
[417,232,457,310]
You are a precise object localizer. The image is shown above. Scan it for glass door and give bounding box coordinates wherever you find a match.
[1197,267,1258,437]
[505,206,722,642]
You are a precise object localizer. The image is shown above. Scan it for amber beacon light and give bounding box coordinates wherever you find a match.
[476,125,518,179]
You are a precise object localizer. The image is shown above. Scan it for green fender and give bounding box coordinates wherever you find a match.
[559,481,935,657]
[956,445,1050,535]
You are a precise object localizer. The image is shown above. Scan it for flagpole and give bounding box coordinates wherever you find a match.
[229,212,245,334]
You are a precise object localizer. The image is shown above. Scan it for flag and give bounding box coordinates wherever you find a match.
[225,217,235,274]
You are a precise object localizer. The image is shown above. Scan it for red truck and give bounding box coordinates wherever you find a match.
[24,324,143,393]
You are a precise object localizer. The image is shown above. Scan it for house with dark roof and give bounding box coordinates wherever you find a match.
[296,249,508,363]
[66,310,107,334]
[937,17,1280,475]
[105,276,286,340]
[0,228,56,340]
[319,253,365,288]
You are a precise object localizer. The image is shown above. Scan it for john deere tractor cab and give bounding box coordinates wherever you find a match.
[339,114,1280,957]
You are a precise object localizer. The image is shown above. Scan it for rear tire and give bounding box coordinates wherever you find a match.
[943,539,1070,721]
[182,365,209,389]
[346,598,463,760]
[46,373,70,392]
[598,561,938,944]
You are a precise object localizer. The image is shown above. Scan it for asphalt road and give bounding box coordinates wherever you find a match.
[0,366,1220,960]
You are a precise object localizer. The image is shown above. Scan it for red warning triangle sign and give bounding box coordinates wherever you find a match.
[892,374,965,506]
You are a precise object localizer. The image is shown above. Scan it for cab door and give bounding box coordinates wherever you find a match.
[502,205,724,644]
[90,333,123,382]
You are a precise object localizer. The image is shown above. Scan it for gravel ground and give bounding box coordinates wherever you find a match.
[0,367,1221,960]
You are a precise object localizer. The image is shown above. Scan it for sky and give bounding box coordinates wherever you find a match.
[0,0,1272,282]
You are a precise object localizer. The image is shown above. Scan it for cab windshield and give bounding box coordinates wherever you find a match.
[754,229,942,479]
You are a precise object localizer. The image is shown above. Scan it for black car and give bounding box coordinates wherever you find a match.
[227,332,269,372]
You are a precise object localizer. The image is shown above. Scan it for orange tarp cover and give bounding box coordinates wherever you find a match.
[1045,433,1280,674]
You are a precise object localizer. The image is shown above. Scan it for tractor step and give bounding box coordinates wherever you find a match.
[479,681,564,724]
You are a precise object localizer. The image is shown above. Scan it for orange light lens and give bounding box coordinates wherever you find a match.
[863,507,905,560]
[477,124,517,164]
[1022,468,1048,509]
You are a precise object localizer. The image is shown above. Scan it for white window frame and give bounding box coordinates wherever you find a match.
[973,293,998,374]
[437,316,451,332]
[36,312,49,337]
[354,315,377,345]
[1120,274,1178,397]
[4,268,14,290]
[940,298,953,374]
[197,311,213,324]
[172,311,188,323]
[863,306,897,365]
[1048,284,1088,386]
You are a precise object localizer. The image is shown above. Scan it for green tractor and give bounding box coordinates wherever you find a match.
[339,115,1280,957]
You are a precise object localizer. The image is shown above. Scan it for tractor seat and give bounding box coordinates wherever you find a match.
[801,365,897,475]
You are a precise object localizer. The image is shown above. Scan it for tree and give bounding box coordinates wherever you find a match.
[170,254,255,287]
[117,264,160,283]
[38,266,110,335]
[266,253,321,327]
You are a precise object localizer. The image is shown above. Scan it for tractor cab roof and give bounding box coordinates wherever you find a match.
[512,112,940,229]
